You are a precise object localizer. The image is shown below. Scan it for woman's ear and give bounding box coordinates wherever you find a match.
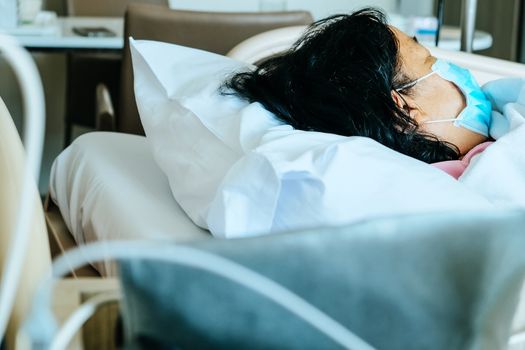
[391,90,408,110]
[391,90,422,121]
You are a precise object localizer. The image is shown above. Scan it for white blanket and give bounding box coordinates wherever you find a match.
[49,133,210,275]
[460,78,525,208]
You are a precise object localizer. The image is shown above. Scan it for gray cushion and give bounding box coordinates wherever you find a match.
[119,210,525,349]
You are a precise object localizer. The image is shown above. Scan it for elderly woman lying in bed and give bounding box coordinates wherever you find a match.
[225,8,495,179]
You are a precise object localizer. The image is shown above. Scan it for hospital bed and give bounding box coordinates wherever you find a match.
[39,27,525,350]
[46,21,525,276]
[35,11,525,350]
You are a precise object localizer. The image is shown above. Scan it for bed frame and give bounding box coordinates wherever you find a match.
[44,197,119,350]
[44,195,100,277]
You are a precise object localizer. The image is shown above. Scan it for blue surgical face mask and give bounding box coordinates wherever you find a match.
[396,59,493,136]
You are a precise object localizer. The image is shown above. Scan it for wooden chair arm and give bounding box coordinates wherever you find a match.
[95,83,116,132]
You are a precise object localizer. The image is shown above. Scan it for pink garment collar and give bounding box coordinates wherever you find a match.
[432,141,494,180]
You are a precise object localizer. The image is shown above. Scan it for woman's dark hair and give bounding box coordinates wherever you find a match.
[223,8,459,163]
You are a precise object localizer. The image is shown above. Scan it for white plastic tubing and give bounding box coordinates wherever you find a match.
[25,241,376,350]
[0,34,45,340]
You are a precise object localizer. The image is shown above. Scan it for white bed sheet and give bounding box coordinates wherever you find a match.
[49,132,210,275]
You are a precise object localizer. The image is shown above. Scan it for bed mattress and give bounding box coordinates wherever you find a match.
[49,132,210,274]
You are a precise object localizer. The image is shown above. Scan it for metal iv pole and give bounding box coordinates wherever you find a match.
[435,0,445,47]
[460,0,478,52]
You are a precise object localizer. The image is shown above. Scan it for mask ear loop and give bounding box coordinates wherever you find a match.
[395,70,437,92]
[391,88,413,116]
[424,118,457,124]
[393,70,437,124]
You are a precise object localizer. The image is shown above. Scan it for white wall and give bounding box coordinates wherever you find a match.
[169,0,260,12]
[398,0,434,16]
[168,0,434,18]
[286,0,396,19]
[169,0,397,19]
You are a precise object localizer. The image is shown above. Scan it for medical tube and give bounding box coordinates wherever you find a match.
[24,241,376,350]
[0,34,45,340]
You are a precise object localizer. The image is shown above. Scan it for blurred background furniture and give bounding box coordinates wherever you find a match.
[63,0,169,146]
[66,0,166,17]
[443,0,522,61]
[99,3,313,135]
[13,17,124,51]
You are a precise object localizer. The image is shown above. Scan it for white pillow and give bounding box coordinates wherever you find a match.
[130,39,493,238]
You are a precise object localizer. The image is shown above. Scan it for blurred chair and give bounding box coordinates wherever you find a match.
[63,0,169,146]
[96,4,313,135]
[67,0,166,17]
[0,97,51,350]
